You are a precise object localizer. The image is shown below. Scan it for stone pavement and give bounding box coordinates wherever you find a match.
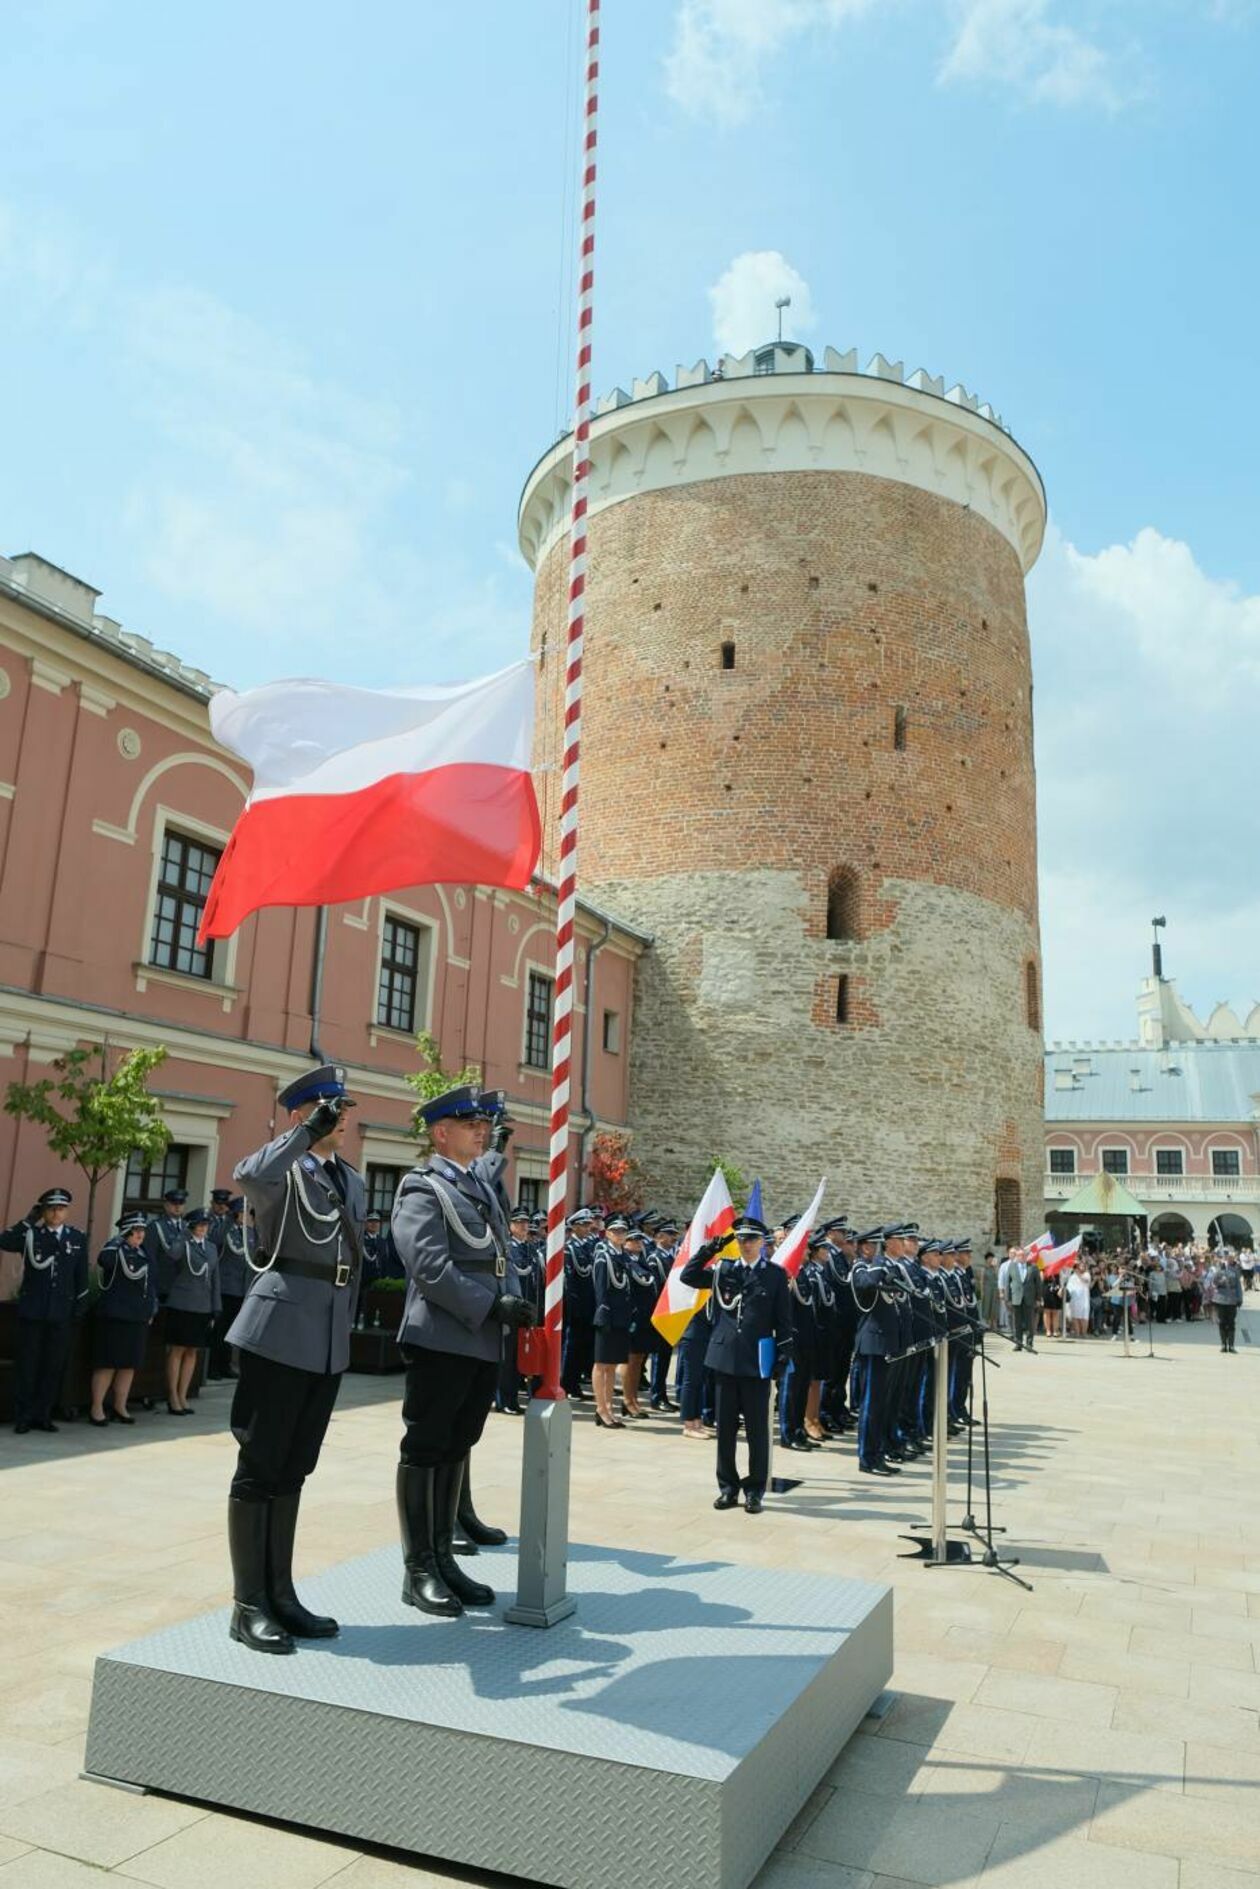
[1,1314,1258,1888]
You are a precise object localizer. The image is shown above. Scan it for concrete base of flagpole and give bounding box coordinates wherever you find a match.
[504,1396,577,1628]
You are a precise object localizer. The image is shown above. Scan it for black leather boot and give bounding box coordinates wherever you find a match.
[434,1461,495,1608]
[452,1453,507,1554]
[397,1465,462,1616]
[228,1499,295,1654]
[267,1491,338,1638]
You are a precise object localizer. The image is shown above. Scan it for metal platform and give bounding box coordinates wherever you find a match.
[85,1538,892,1889]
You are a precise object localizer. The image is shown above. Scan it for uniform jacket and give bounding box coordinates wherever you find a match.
[851,1258,903,1357]
[164,1235,222,1316]
[563,1234,598,1323]
[592,1240,643,1334]
[392,1154,516,1362]
[144,1213,190,1302]
[96,1239,158,1324]
[216,1221,253,1298]
[0,1218,89,1323]
[207,1210,233,1255]
[679,1251,793,1377]
[228,1124,366,1376]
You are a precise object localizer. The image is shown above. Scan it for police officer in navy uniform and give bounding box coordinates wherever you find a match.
[226,1063,366,1655]
[1,1187,89,1433]
[494,1205,534,1415]
[89,1211,157,1425]
[560,1207,598,1399]
[144,1187,190,1295]
[680,1215,792,1513]
[206,1188,242,1379]
[851,1227,903,1475]
[392,1084,537,1619]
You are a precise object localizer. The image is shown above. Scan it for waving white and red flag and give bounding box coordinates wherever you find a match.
[771,1177,827,1281]
[1042,1234,1083,1276]
[1026,1231,1054,1263]
[199,661,540,941]
[651,1167,736,1346]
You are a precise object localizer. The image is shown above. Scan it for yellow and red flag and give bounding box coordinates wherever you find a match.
[650,1167,735,1346]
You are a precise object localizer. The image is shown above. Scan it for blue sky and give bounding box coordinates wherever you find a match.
[1,0,1257,1040]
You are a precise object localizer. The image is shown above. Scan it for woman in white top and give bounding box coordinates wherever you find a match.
[1065,1266,1090,1337]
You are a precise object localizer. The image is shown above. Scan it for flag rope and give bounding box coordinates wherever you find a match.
[539,0,600,1399]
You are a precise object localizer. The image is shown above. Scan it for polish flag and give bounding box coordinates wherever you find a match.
[199,662,540,940]
[650,1167,735,1347]
[771,1177,828,1281]
[1042,1234,1083,1277]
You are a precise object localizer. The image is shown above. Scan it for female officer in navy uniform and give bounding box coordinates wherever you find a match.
[680,1215,792,1513]
[590,1215,636,1428]
[89,1211,156,1425]
[162,1207,221,1415]
[1,1187,89,1433]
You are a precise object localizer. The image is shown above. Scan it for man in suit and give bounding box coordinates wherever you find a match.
[392,1084,538,1619]
[999,1244,1043,1352]
[0,1187,89,1433]
[679,1215,792,1514]
[226,1063,366,1655]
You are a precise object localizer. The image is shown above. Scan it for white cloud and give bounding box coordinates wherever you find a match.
[708,251,818,357]
[939,0,1131,109]
[1030,524,1260,1040]
[664,0,877,125]
[665,0,1140,119]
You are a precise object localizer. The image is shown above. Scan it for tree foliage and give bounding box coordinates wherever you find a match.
[710,1155,746,1202]
[404,1031,482,1148]
[585,1129,647,1213]
[4,1043,170,1243]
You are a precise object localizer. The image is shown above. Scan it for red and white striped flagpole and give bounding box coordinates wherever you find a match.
[538,0,599,1402]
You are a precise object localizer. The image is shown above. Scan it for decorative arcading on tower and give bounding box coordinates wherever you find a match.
[520,344,1048,1244]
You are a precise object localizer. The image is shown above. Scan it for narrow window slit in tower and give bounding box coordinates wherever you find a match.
[893,705,907,751]
[720,641,735,671]
[836,975,850,1025]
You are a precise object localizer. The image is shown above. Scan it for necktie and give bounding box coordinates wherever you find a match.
[324,1160,346,1203]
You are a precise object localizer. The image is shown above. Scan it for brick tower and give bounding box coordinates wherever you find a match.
[519,343,1047,1243]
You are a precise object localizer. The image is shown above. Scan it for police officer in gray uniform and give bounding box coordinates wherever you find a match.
[392,1084,538,1618]
[226,1063,366,1655]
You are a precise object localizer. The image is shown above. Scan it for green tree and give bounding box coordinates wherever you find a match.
[711,1155,746,1203]
[404,1031,482,1149]
[4,1043,170,1245]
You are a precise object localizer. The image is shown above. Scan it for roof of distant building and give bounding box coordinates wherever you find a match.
[1045,1039,1260,1125]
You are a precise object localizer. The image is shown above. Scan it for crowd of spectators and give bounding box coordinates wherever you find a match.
[976,1240,1253,1343]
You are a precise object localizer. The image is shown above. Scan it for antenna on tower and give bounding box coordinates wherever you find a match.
[1151,914,1166,980]
[775,295,791,343]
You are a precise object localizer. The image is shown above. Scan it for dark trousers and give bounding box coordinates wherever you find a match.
[676,1320,713,1422]
[560,1316,594,1395]
[229,1349,342,1501]
[855,1353,889,1468]
[714,1372,771,1497]
[950,1343,973,1418]
[1218,1305,1238,1347]
[778,1357,809,1441]
[15,1318,72,1425]
[649,1340,674,1403]
[401,1346,498,1468]
[209,1294,244,1377]
[1011,1300,1037,1349]
[822,1331,855,1421]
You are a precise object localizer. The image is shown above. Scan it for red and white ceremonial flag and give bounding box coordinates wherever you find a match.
[1026,1231,1054,1263]
[651,1166,735,1347]
[199,661,541,941]
[771,1177,827,1281]
[1042,1234,1083,1277]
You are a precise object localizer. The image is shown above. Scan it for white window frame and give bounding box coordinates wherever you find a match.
[521,961,555,1074]
[135,805,239,1011]
[369,900,437,1046]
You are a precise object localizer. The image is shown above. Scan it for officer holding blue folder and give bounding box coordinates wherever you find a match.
[679,1215,792,1514]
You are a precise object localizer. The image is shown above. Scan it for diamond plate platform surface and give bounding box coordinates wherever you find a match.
[86,1540,893,1889]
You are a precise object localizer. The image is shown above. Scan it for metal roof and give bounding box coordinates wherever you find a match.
[1044,1040,1260,1124]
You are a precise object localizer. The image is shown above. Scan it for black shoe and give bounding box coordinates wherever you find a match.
[434,1462,495,1608]
[714,1490,740,1510]
[453,1455,508,1552]
[227,1499,296,1655]
[109,1409,136,1425]
[14,1422,30,1435]
[744,1493,764,1514]
[859,1463,896,1476]
[397,1465,462,1616]
[89,1414,110,1427]
[33,1420,58,1433]
[266,1492,339,1638]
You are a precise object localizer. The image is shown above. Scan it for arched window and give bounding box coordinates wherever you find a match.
[994,1179,1022,1245]
[1025,959,1041,1033]
[826,869,858,942]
